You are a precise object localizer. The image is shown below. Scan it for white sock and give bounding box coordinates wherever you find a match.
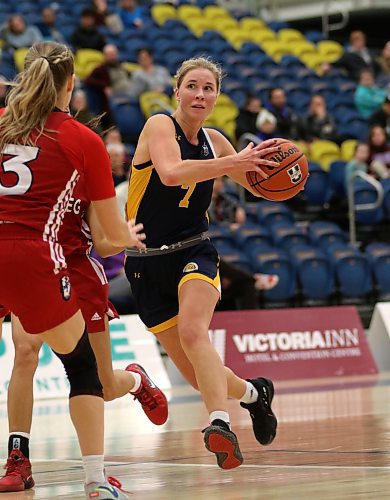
[82,455,105,484]
[129,372,142,393]
[240,381,258,404]
[209,411,230,428]
[9,431,30,439]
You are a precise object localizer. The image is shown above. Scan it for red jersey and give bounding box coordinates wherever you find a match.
[0,109,115,269]
[60,174,92,256]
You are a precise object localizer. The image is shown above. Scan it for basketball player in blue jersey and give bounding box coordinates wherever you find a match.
[125,57,280,469]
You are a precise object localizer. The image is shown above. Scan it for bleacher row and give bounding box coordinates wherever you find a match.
[0,0,368,148]
[208,202,390,304]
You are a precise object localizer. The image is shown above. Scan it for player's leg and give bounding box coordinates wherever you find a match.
[176,279,243,469]
[0,315,42,492]
[158,325,277,447]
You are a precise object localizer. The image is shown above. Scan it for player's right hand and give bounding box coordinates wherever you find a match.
[234,140,280,177]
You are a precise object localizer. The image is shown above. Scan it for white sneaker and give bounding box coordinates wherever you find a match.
[85,476,129,499]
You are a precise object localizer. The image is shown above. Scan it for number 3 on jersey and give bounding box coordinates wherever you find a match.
[0,144,39,195]
[179,183,195,208]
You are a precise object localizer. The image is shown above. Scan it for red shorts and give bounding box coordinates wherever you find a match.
[67,253,119,333]
[0,305,10,319]
[0,240,79,334]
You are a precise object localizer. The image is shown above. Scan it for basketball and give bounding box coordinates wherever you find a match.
[246,138,309,201]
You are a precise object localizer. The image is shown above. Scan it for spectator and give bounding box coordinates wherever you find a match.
[209,176,246,231]
[0,14,42,51]
[367,125,390,177]
[354,69,386,119]
[131,48,172,98]
[71,8,106,51]
[90,0,123,35]
[0,76,8,107]
[107,142,128,186]
[84,44,133,117]
[376,41,390,86]
[235,93,261,139]
[299,94,339,143]
[370,94,390,137]
[118,0,144,29]
[235,93,276,143]
[265,87,298,139]
[322,30,379,81]
[345,142,370,187]
[70,89,102,134]
[36,7,65,43]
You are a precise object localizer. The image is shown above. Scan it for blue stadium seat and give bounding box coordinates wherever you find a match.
[291,246,334,300]
[270,222,309,250]
[382,178,390,219]
[353,179,384,225]
[109,101,145,140]
[329,160,347,198]
[365,243,390,298]
[257,202,295,227]
[207,225,235,247]
[219,250,253,273]
[308,221,348,248]
[302,162,330,206]
[329,246,372,298]
[234,224,273,251]
[253,248,296,301]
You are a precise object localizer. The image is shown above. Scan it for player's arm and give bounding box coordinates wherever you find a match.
[145,115,279,186]
[86,205,129,257]
[207,129,269,198]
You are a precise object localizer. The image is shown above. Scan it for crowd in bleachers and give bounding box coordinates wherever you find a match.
[0,0,390,311]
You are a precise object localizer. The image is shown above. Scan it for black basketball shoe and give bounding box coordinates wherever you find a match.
[202,419,243,469]
[240,378,277,445]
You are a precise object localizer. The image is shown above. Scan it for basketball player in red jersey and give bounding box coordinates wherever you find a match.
[0,179,168,494]
[0,41,144,499]
[125,57,281,470]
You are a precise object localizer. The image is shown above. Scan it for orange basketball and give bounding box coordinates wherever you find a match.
[246,138,309,201]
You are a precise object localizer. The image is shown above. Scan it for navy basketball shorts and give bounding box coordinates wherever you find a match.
[125,240,220,334]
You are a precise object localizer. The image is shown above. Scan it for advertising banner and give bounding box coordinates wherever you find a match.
[0,315,170,402]
[209,306,378,380]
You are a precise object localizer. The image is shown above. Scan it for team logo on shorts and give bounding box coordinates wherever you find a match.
[183,262,198,273]
[287,164,302,184]
[60,276,71,301]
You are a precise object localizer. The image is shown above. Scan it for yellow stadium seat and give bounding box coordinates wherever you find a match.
[139,91,173,119]
[294,140,310,158]
[184,17,211,37]
[317,40,344,62]
[222,29,251,50]
[215,18,238,33]
[341,139,358,161]
[216,93,235,107]
[310,140,341,171]
[203,5,231,19]
[300,53,326,73]
[249,29,277,45]
[177,5,202,20]
[239,17,266,31]
[14,47,29,72]
[262,40,290,61]
[151,4,177,25]
[74,49,104,80]
[290,41,317,57]
[122,62,140,73]
[278,28,304,43]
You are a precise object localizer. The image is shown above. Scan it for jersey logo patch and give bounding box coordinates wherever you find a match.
[91,312,102,321]
[60,276,71,301]
[202,143,209,156]
[183,262,198,273]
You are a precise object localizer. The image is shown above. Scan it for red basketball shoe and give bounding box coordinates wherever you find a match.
[126,363,168,425]
[0,449,35,492]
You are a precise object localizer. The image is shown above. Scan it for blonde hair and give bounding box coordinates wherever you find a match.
[0,41,74,151]
[174,57,223,93]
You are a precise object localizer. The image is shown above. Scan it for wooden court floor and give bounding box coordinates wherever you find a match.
[1,373,390,499]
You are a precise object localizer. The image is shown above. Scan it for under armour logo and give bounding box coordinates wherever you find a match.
[134,272,141,278]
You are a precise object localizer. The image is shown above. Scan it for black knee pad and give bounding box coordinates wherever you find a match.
[54,327,103,399]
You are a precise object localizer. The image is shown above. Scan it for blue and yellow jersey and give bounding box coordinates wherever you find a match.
[126,115,215,247]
